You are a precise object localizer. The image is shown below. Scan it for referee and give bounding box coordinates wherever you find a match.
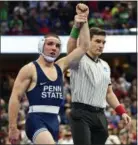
[67,3,131,145]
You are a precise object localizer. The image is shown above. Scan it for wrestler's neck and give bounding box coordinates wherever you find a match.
[38,56,54,67]
[86,51,99,61]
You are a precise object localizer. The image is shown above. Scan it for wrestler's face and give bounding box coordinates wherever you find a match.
[89,35,106,56]
[43,36,61,58]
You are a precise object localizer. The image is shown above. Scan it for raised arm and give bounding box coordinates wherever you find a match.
[67,3,89,54]
[8,64,32,143]
[56,13,90,71]
[67,19,80,54]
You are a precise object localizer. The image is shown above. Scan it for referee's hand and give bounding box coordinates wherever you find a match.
[122,113,131,128]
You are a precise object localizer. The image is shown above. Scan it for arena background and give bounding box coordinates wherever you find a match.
[0,1,137,144]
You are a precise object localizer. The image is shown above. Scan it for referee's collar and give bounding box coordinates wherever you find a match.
[86,53,100,63]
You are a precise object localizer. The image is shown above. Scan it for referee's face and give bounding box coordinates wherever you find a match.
[90,35,106,56]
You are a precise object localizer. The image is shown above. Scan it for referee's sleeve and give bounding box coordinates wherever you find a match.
[108,63,112,85]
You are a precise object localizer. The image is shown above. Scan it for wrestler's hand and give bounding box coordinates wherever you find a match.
[74,14,87,28]
[76,3,89,17]
[9,127,20,144]
[122,113,131,128]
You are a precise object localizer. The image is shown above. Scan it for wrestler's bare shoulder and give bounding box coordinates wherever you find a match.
[18,62,36,78]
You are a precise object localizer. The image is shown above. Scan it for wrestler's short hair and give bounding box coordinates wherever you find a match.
[44,33,60,41]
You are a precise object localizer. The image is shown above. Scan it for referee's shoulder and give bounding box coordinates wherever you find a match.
[99,58,110,68]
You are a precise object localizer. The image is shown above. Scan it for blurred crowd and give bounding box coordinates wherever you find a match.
[0,1,137,35]
[0,57,137,144]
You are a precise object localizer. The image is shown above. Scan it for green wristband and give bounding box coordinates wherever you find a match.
[70,27,80,39]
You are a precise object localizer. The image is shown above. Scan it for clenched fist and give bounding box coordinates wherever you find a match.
[76,3,89,17]
[9,127,20,144]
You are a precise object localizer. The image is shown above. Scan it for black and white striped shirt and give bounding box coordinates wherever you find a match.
[70,54,111,108]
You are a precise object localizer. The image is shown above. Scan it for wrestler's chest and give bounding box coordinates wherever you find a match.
[42,67,58,81]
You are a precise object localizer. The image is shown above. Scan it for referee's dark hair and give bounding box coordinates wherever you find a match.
[90,27,106,39]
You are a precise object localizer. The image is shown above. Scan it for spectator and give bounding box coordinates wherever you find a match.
[0,21,9,35]
[28,1,38,9]
[13,2,27,16]
[9,14,23,35]
[0,1,8,21]
[37,12,50,35]
[130,99,137,116]
[27,8,40,35]
[87,1,99,12]
[0,1,137,35]
[39,1,48,11]
[102,6,112,20]
[58,129,73,144]
[111,3,120,17]
[89,13,104,28]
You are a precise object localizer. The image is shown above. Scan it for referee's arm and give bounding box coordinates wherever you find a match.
[106,85,131,125]
[106,85,120,109]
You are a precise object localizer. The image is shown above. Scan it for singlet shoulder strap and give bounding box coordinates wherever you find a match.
[32,61,44,83]
[54,63,63,77]
[33,61,40,69]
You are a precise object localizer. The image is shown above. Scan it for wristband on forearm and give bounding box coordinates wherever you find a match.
[115,104,127,116]
[70,26,80,39]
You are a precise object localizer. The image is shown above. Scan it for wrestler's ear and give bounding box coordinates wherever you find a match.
[38,37,45,54]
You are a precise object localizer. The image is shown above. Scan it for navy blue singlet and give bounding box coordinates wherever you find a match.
[25,61,64,142]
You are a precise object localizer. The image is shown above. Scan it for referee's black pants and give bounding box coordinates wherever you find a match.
[69,102,108,145]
